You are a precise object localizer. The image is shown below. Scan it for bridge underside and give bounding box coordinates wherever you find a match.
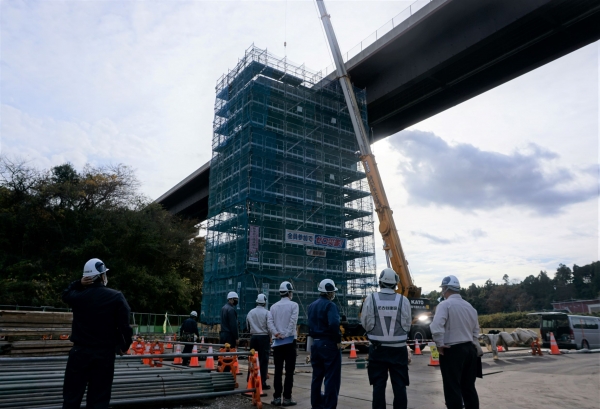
[347,0,600,142]
[157,0,600,221]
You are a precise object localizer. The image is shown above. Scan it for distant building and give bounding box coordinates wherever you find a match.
[552,299,600,314]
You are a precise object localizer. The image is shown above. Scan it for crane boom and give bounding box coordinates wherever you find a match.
[316,0,421,298]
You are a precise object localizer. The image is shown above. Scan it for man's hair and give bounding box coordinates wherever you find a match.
[379,281,396,289]
[280,292,291,298]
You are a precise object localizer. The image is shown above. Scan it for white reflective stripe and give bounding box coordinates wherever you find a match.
[368,334,407,341]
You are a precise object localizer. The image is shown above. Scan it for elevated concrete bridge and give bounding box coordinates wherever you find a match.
[156,0,600,221]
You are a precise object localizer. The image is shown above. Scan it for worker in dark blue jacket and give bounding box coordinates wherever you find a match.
[308,279,342,409]
[179,311,200,366]
[61,258,132,409]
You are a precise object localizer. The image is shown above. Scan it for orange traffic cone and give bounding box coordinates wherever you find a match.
[428,343,440,366]
[143,343,151,365]
[205,346,215,370]
[549,332,561,355]
[254,352,266,397]
[349,342,357,359]
[174,344,183,364]
[414,342,422,355]
[190,344,199,367]
[166,336,173,349]
[234,359,242,375]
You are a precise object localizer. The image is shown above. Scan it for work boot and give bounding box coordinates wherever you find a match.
[271,397,282,406]
[282,398,297,406]
[262,384,271,390]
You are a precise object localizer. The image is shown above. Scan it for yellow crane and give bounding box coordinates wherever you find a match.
[316,0,421,299]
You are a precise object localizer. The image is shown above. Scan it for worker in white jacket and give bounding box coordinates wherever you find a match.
[430,275,482,409]
[268,281,299,407]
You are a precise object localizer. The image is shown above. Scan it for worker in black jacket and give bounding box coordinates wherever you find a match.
[220,291,239,347]
[61,258,132,409]
[179,311,200,366]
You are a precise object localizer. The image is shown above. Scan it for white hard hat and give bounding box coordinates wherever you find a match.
[317,279,338,292]
[190,311,198,317]
[440,275,460,291]
[227,291,239,299]
[279,281,293,293]
[83,258,109,277]
[379,268,399,285]
[256,294,267,304]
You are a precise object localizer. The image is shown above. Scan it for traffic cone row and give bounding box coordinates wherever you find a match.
[549,332,561,355]
[349,342,357,359]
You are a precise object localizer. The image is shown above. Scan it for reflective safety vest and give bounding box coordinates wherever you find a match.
[367,292,407,346]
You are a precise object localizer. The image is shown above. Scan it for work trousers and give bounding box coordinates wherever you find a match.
[310,339,342,409]
[219,331,237,347]
[367,344,409,409]
[182,343,194,366]
[272,340,296,399]
[62,346,116,409]
[248,334,270,387]
[439,342,479,409]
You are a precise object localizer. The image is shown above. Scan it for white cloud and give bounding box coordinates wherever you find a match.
[388,130,596,215]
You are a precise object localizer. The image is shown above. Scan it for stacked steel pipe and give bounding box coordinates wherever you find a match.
[0,359,238,408]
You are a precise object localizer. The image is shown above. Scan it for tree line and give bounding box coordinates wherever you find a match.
[424,261,600,314]
[0,158,204,314]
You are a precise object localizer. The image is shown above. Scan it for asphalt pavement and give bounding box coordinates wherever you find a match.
[253,348,600,409]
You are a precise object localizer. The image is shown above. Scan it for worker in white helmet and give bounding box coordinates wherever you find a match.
[246,293,276,390]
[307,278,342,409]
[61,258,132,409]
[179,311,200,366]
[360,268,412,409]
[220,291,239,349]
[267,281,299,406]
[430,275,481,409]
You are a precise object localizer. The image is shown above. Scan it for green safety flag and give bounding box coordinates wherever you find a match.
[163,312,167,334]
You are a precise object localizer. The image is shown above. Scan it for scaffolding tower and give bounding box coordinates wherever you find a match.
[201,46,377,328]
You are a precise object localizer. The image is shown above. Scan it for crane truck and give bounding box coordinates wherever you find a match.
[316,0,433,349]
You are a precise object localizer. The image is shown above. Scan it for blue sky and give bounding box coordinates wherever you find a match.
[1,0,598,293]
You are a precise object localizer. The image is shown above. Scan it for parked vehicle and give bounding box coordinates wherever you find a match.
[528,312,600,350]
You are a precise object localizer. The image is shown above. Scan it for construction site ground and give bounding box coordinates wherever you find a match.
[188,347,600,409]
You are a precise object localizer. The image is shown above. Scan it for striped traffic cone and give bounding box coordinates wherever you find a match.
[427,343,440,366]
[205,346,215,369]
[349,342,357,359]
[174,344,183,364]
[414,342,422,355]
[143,343,151,365]
[190,344,199,367]
[549,332,561,355]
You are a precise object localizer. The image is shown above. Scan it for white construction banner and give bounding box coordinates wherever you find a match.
[285,230,346,249]
[248,225,260,261]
